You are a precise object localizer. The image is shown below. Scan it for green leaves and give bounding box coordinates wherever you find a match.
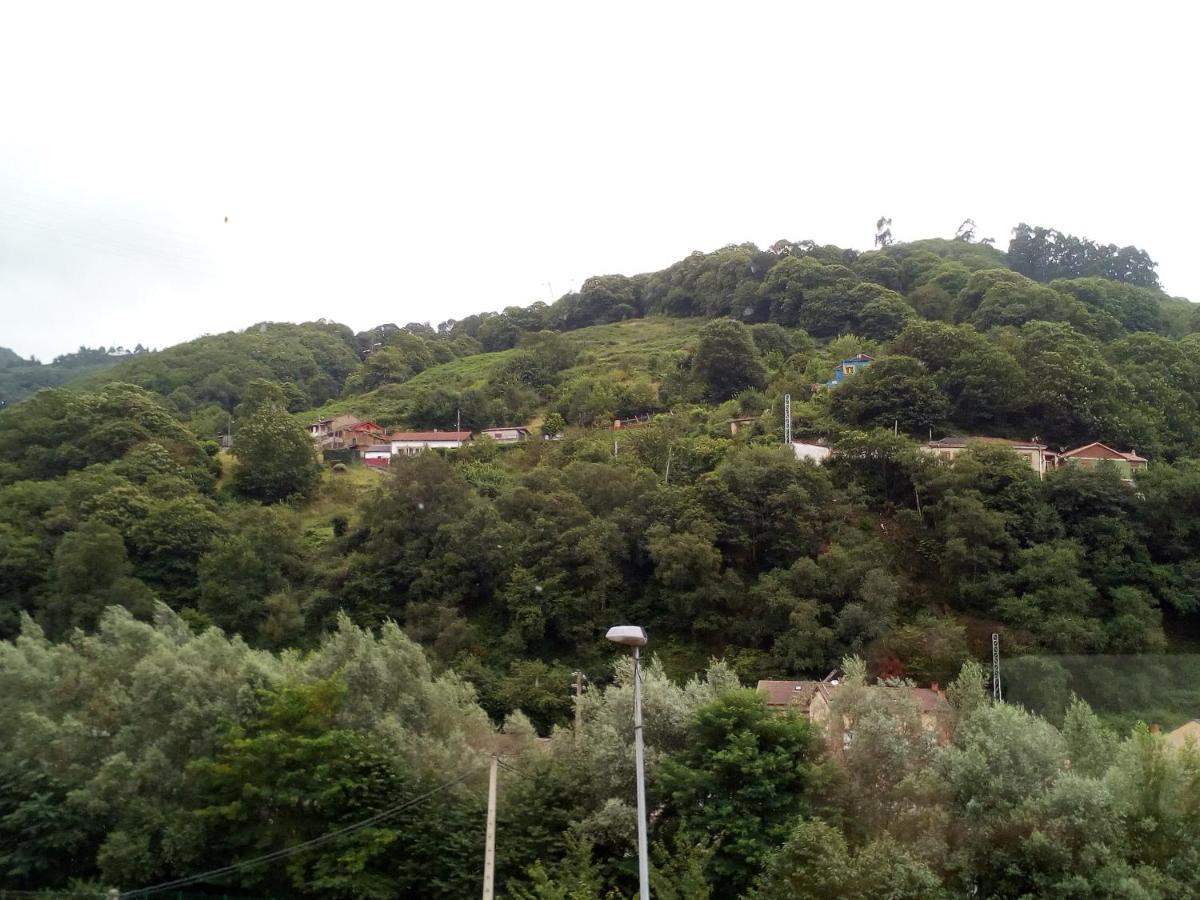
[230,400,321,502]
[693,318,767,402]
[658,690,821,896]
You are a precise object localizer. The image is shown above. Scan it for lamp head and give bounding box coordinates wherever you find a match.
[605,625,648,648]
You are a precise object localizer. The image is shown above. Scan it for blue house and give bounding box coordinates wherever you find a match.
[825,353,874,389]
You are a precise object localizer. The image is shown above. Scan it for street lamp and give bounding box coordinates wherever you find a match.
[606,624,650,900]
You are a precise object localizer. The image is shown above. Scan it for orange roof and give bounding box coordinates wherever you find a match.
[757,680,820,707]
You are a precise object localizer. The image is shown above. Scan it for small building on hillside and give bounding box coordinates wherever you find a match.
[388,431,472,456]
[792,439,832,464]
[1164,720,1200,749]
[923,436,1057,479]
[758,677,949,747]
[1059,442,1148,478]
[362,444,394,467]
[344,420,387,447]
[480,426,531,443]
[308,415,385,449]
[757,679,836,713]
[729,416,758,436]
[825,353,874,389]
[612,413,653,430]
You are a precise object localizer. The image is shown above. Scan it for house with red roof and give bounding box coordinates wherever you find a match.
[307,415,386,450]
[1058,442,1147,478]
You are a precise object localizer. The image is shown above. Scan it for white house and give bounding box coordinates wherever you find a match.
[388,430,472,456]
[792,440,832,464]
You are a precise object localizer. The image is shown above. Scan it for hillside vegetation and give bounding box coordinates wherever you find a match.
[3,224,1200,895]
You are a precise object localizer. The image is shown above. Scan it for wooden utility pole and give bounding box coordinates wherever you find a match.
[482,754,498,900]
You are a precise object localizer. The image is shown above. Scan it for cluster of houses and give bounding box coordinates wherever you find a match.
[307,414,532,466]
[808,353,1149,477]
[779,434,1147,480]
[923,437,1147,479]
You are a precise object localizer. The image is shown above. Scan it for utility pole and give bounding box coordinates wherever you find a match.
[573,671,587,741]
[992,633,1002,702]
[457,407,462,432]
[482,754,498,900]
[632,645,650,900]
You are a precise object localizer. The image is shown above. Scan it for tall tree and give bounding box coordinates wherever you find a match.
[692,318,767,401]
[231,400,322,502]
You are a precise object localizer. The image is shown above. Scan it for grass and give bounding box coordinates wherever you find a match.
[296,317,708,428]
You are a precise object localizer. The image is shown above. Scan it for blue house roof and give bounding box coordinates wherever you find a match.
[825,354,874,389]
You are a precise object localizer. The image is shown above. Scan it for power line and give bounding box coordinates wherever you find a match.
[495,758,534,783]
[119,761,488,898]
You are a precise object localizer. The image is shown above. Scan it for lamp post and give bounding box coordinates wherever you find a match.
[606,624,650,900]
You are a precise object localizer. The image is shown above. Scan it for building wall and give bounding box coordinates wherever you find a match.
[1064,456,1134,475]
[925,444,1048,477]
[482,429,527,442]
[389,439,465,455]
[792,442,831,463]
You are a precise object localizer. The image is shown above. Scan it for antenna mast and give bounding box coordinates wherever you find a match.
[783,393,792,445]
[992,633,1002,701]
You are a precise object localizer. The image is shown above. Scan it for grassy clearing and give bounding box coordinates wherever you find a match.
[298,317,707,428]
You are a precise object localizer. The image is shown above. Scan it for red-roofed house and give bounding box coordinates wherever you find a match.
[388,431,472,456]
[344,420,387,448]
[307,415,386,450]
[1059,442,1148,478]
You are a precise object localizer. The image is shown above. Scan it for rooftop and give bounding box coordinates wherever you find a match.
[388,431,473,441]
[927,436,1047,450]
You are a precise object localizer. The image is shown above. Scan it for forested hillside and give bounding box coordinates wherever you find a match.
[0,345,138,407]
[4,224,1200,896]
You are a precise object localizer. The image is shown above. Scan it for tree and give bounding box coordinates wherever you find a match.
[830,356,948,434]
[658,690,822,896]
[189,677,485,898]
[874,216,893,248]
[40,519,156,634]
[542,411,566,438]
[692,319,766,401]
[751,819,945,900]
[231,401,321,502]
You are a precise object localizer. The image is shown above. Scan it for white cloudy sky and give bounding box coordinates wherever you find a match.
[1,1,1196,361]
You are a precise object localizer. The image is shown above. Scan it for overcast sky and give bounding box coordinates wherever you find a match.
[1,2,1196,361]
